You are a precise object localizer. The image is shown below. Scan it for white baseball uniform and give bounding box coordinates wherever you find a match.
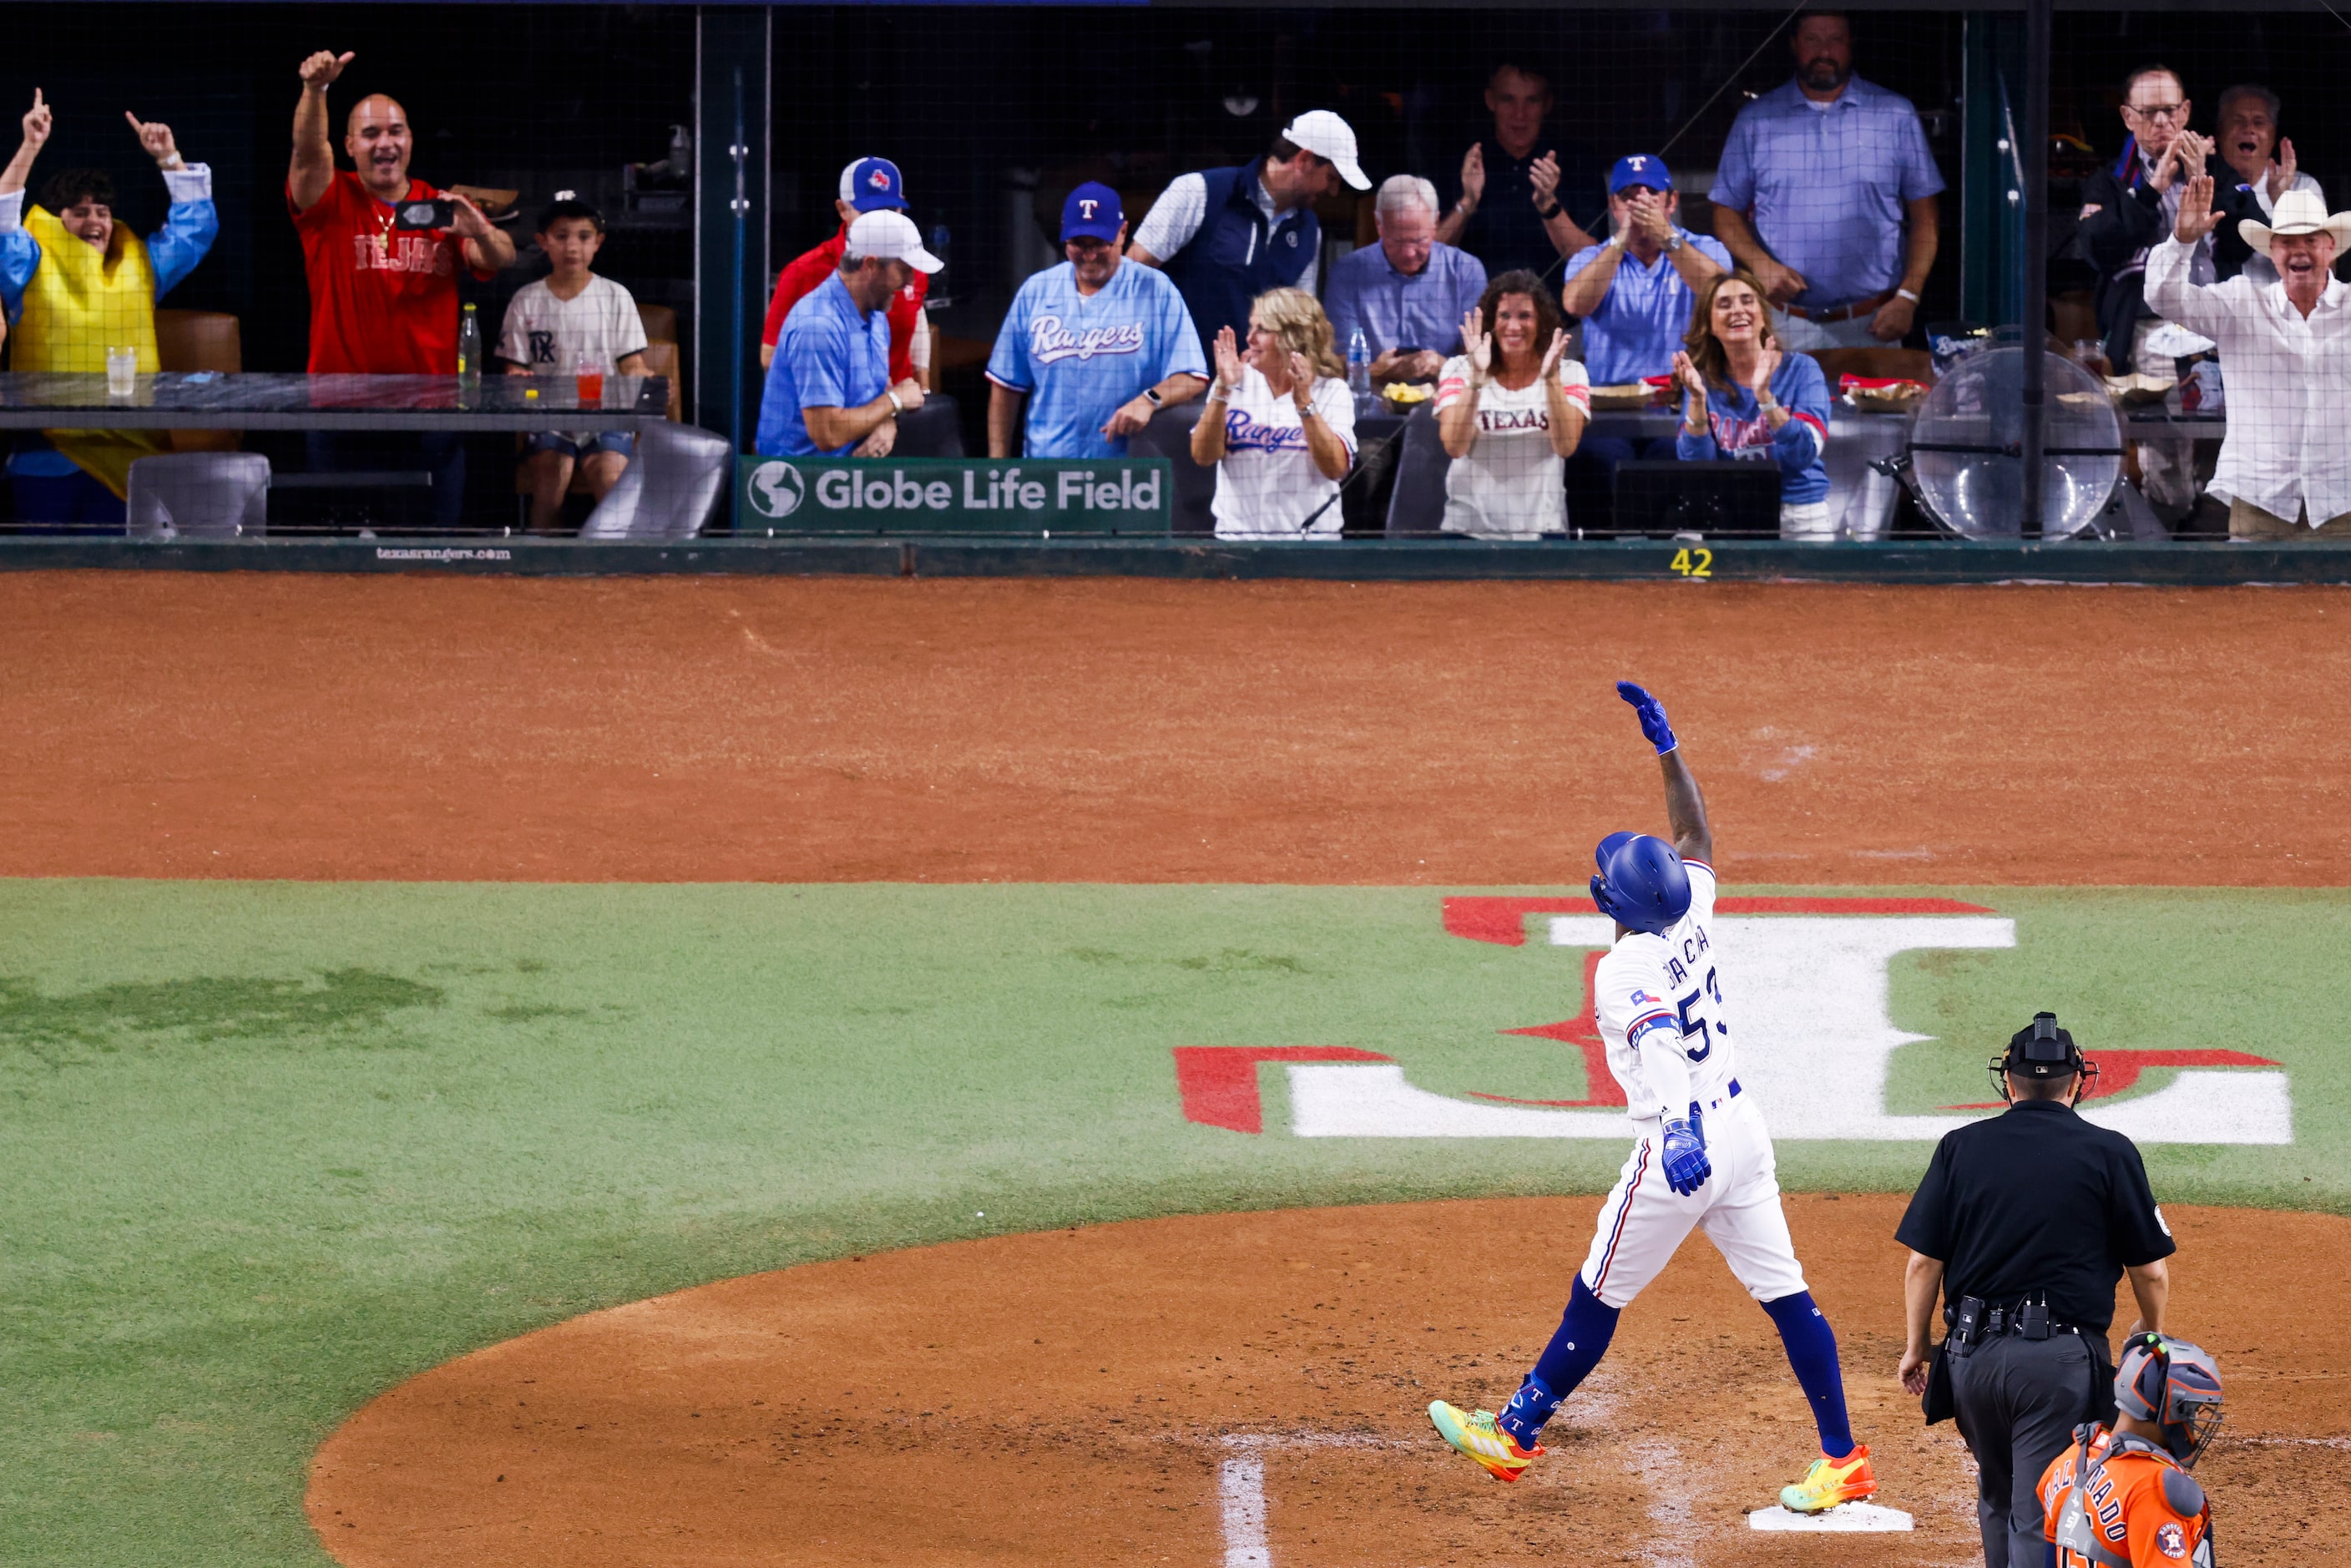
[1577,858,1810,1309]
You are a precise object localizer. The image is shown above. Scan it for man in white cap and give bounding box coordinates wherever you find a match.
[1128,109,1369,361]
[2151,175,2351,539]
[756,210,940,458]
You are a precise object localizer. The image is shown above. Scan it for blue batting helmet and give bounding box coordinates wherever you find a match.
[1590,832,1691,935]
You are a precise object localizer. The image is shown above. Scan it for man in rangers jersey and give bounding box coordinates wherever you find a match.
[1432,681,1877,1516]
[987,182,1207,459]
[2037,1335,2221,1568]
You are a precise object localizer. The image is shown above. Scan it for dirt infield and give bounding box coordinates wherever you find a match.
[308,1196,2345,1568]
[5,573,2349,885]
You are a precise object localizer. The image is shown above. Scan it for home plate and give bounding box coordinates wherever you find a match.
[1748,1502,1914,1531]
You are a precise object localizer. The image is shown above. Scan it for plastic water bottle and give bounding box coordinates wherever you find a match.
[1347,328,1372,398]
[457,303,482,397]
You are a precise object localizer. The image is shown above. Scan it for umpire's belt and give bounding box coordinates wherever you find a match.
[1701,1080,1742,1112]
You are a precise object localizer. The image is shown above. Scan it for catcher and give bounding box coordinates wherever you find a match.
[2036,1333,2222,1568]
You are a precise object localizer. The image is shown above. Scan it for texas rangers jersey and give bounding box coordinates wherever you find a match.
[985,259,1206,459]
[1592,859,1738,1121]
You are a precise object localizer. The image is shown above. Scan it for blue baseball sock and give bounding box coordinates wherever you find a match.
[1762,1291,1855,1459]
[1497,1275,1620,1449]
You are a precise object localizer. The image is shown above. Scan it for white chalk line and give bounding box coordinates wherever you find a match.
[1219,1454,1270,1568]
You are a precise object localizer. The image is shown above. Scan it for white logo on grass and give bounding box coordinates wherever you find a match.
[749,462,806,518]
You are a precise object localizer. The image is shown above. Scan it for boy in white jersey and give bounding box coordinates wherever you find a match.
[1430,680,1878,1516]
[498,195,650,533]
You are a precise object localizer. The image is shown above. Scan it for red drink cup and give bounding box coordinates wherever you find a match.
[575,368,605,405]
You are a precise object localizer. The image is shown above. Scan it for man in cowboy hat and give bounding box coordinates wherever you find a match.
[2149,175,2351,539]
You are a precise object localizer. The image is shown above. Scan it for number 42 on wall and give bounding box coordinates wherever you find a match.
[1668,547,1714,579]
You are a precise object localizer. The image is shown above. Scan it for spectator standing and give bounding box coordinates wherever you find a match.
[1436,64,1599,279]
[2079,67,2210,374]
[1561,155,1730,384]
[286,50,517,529]
[985,182,1206,460]
[1129,111,1370,361]
[0,90,216,527]
[759,157,928,385]
[1324,175,1487,387]
[495,195,650,534]
[1190,286,1356,539]
[1433,271,1590,538]
[2151,176,2351,539]
[1708,13,1943,350]
[1670,270,1833,539]
[2209,84,2321,286]
[756,210,938,459]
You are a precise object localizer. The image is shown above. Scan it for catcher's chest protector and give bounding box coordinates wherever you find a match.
[2055,1433,2213,1568]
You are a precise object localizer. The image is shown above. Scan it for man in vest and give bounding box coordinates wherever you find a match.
[0,90,218,528]
[1128,110,1369,362]
[2036,1334,2221,1568]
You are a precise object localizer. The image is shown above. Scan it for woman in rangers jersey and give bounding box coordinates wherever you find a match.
[1671,270,1834,539]
[1430,681,1878,1519]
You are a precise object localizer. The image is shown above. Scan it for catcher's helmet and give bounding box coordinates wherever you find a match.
[2116,1333,2225,1467]
[1591,832,1691,936]
[1989,1011,2101,1101]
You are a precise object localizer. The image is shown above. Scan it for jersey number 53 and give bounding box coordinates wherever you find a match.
[1676,967,1727,1062]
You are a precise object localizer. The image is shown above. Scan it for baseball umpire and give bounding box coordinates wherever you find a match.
[2036,1333,2223,1568]
[1894,1012,2177,1568]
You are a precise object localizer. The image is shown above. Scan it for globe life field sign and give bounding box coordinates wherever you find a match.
[736,457,1170,534]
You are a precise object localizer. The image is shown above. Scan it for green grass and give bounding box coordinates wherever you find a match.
[0,880,2345,1566]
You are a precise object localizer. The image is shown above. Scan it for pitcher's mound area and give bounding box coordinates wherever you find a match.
[309,1197,2348,1567]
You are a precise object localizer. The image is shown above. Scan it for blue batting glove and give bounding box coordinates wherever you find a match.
[1661,1114,1711,1196]
[1616,681,1677,755]
[1688,1100,1706,1151]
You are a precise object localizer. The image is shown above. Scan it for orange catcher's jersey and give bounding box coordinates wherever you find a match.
[2039,1425,2213,1568]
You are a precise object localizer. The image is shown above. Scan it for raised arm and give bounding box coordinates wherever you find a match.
[2,89,50,199]
[1617,680,1711,863]
[289,50,352,211]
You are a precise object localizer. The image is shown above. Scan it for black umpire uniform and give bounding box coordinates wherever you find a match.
[1894,1013,2177,1568]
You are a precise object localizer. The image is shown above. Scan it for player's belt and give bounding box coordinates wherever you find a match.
[1700,1079,1743,1111]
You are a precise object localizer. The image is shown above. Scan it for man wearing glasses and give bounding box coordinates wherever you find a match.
[2078,65,2216,520]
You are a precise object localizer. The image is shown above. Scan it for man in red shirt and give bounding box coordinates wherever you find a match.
[286,48,516,528]
[759,157,928,384]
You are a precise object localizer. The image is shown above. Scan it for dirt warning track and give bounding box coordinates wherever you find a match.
[308,1197,2348,1568]
[5,574,2349,886]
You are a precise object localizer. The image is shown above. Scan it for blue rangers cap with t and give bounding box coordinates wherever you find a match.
[839,157,908,213]
[1591,831,1691,935]
[1060,181,1125,244]
[1609,154,1674,194]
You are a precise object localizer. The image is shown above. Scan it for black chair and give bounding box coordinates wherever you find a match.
[894,394,964,458]
[1129,402,1216,535]
[1383,403,1452,535]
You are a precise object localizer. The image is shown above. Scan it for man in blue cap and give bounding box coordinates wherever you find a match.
[1561,155,1730,386]
[987,181,1208,459]
[760,156,930,386]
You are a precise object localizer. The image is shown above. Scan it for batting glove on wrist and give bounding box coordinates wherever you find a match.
[1661,1107,1711,1196]
[1616,680,1677,755]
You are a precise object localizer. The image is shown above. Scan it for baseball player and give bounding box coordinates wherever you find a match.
[1430,681,1877,1515]
[2037,1334,2222,1568]
[985,181,1208,460]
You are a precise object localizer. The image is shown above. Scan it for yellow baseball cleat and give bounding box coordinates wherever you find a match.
[1778,1444,1878,1513]
[1428,1399,1542,1482]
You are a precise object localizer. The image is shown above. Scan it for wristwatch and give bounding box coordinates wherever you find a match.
[1534,199,1563,220]
[886,391,903,415]
[1661,231,1684,254]
[1143,387,1165,407]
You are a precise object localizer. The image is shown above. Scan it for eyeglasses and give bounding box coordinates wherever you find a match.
[2126,103,2187,123]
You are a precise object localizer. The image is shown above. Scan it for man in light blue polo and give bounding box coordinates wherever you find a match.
[756,210,938,458]
[986,182,1208,459]
[1324,175,1488,387]
[1560,155,1731,385]
[1708,12,1944,348]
